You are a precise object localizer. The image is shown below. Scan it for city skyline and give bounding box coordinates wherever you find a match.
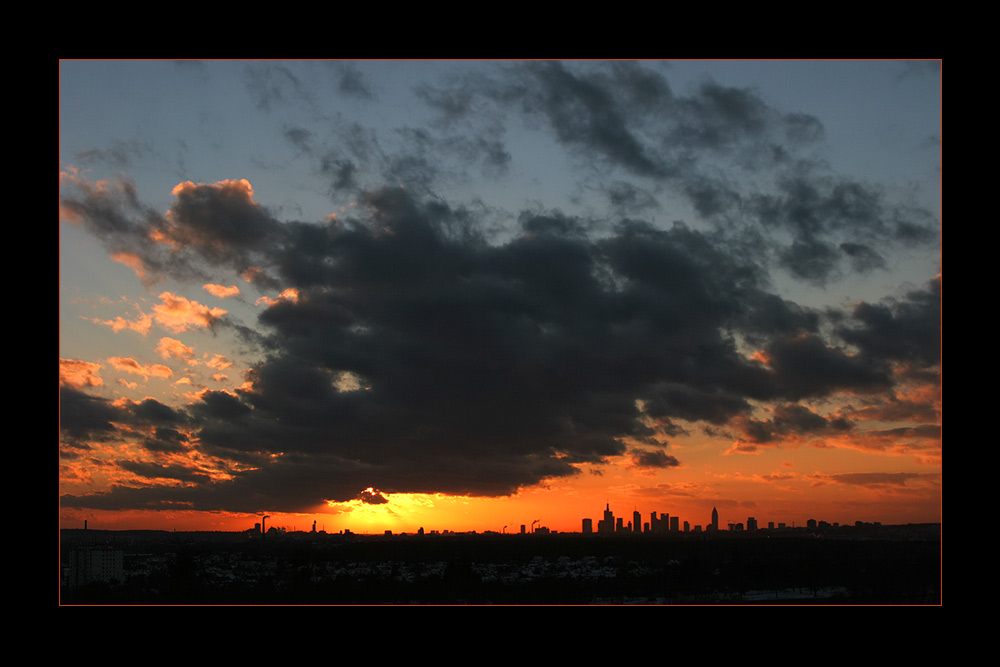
[65,498,903,536]
[60,60,941,536]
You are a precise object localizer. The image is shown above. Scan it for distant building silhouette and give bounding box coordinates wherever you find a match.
[598,503,615,534]
[711,507,719,532]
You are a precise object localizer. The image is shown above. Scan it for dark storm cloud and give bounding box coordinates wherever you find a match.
[60,62,940,515]
[357,488,389,504]
[732,403,854,448]
[131,396,189,426]
[763,332,893,400]
[60,176,937,512]
[140,427,188,454]
[59,386,189,448]
[840,242,887,273]
[746,172,934,283]
[778,237,841,283]
[118,460,213,484]
[629,449,681,469]
[62,177,288,287]
[59,386,123,446]
[164,180,279,256]
[836,276,941,367]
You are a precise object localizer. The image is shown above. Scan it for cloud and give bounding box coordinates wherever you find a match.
[59,386,188,449]
[88,312,154,335]
[760,332,893,400]
[156,337,194,362]
[203,283,241,298]
[835,276,941,368]
[815,471,934,488]
[158,180,278,259]
[728,403,854,451]
[629,449,681,469]
[203,353,233,371]
[152,292,227,333]
[107,357,173,381]
[60,359,104,388]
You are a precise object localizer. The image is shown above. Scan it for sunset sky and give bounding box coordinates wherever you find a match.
[59,60,941,535]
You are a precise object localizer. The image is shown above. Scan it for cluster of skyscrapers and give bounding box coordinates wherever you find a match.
[580,504,836,535]
[583,503,721,535]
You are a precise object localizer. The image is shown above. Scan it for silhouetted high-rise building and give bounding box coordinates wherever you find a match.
[582,518,593,534]
[598,503,615,534]
[633,510,641,533]
[710,507,719,531]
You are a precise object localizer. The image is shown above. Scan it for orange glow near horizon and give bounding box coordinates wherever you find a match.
[59,444,941,535]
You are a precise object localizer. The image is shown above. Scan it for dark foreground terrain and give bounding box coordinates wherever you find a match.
[61,524,940,605]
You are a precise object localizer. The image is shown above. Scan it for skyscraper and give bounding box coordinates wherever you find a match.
[711,507,719,531]
[598,503,615,534]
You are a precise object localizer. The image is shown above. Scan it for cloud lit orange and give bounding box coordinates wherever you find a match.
[155,337,195,362]
[107,356,173,381]
[60,359,103,388]
[203,283,241,299]
[152,292,227,332]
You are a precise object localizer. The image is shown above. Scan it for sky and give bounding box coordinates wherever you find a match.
[59,60,941,534]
